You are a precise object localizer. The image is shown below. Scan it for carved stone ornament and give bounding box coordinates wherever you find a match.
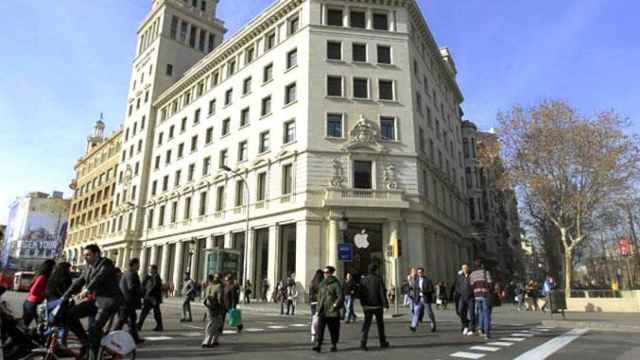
[349,115,378,146]
[330,158,346,188]
[123,165,133,186]
[383,161,398,190]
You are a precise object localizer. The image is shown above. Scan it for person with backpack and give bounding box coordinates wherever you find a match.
[202,273,224,348]
[181,272,196,322]
[470,259,493,339]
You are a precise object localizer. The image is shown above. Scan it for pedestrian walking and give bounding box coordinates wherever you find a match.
[223,274,243,332]
[115,258,144,344]
[137,264,164,331]
[358,263,390,351]
[181,272,196,322]
[343,272,357,323]
[470,259,493,339]
[451,263,475,335]
[436,282,448,310]
[261,278,270,302]
[525,280,540,311]
[309,269,323,343]
[540,275,555,312]
[244,280,253,304]
[278,280,288,315]
[286,278,299,315]
[202,273,224,348]
[22,259,55,328]
[409,267,436,333]
[514,283,526,311]
[312,266,343,353]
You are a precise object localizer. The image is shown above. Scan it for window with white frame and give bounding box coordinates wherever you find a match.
[380,116,396,140]
[373,13,389,30]
[350,10,366,28]
[352,43,367,62]
[282,164,293,194]
[327,8,343,26]
[243,77,252,95]
[286,48,297,69]
[263,63,273,83]
[377,45,392,64]
[327,76,343,97]
[283,120,296,144]
[240,107,250,127]
[259,131,270,153]
[238,140,248,162]
[285,83,297,104]
[261,95,272,116]
[326,113,343,138]
[353,77,369,99]
[327,41,342,60]
[378,80,394,100]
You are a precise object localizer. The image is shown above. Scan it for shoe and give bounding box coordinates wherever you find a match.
[312,346,321,353]
[465,329,474,336]
[360,343,368,351]
[380,341,390,349]
[484,334,491,340]
[408,326,416,332]
[462,327,469,335]
[330,345,337,352]
[237,324,244,332]
[430,325,437,333]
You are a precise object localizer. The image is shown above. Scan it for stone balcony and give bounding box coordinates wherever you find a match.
[323,188,410,209]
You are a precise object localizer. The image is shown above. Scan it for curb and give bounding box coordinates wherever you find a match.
[542,320,640,333]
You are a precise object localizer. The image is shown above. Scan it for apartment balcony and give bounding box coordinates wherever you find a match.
[323,188,410,209]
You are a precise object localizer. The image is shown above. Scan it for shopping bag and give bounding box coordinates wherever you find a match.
[311,314,319,336]
[227,308,242,327]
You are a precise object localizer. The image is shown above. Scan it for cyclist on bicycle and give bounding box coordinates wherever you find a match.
[62,244,123,360]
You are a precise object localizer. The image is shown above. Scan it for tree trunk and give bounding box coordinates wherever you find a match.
[564,251,573,299]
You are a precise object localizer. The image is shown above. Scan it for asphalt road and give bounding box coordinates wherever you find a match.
[4,291,638,359]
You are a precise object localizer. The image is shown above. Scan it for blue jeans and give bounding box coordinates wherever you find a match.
[475,297,491,336]
[411,300,436,329]
[344,295,356,322]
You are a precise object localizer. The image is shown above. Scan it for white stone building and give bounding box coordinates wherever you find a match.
[85,0,475,296]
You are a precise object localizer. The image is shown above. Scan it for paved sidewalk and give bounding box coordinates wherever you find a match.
[542,312,640,333]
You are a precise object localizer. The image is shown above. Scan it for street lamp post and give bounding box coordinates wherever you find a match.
[187,238,196,278]
[222,165,251,297]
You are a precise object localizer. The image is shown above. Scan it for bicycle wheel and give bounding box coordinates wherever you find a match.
[20,352,57,360]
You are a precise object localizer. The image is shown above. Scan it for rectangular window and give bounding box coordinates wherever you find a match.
[194,108,201,124]
[257,172,267,201]
[174,170,181,187]
[208,33,215,52]
[147,209,154,229]
[151,180,158,196]
[189,25,198,48]
[208,99,216,115]
[238,141,248,162]
[181,117,187,132]
[327,76,343,97]
[240,107,250,127]
[199,191,208,216]
[222,118,230,136]
[326,113,343,138]
[157,132,164,146]
[235,180,245,206]
[380,116,396,140]
[265,32,276,50]
[216,186,225,211]
[289,16,299,34]
[353,160,373,189]
[373,13,389,31]
[227,60,236,77]
[169,125,175,139]
[205,127,213,144]
[219,149,228,168]
[158,205,165,226]
[188,163,195,181]
[165,149,172,164]
[286,48,297,69]
[353,77,369,98]
[184,196,192,219]
[154,156,160,169]
[282,164,293,194]
[212,71,219,86]
[377,45,391,64]
[162,175,169,191]
[419,127,426,152]
[224,88,233,105]
[284,120,296,144]
[203,156,211,176]
[259,131,270,153]
[190,135,198,152]
[263,63,273,83]
[170,16,178,39]
[327,8,343,26]
[327,41,342,60]
[166,64,173,76]
[285,83,297,104]
[198,29,206,52]
[378,80,394,100]
[261,96,272,116]
[243,77,252,95]
[350,10,366,28]
[179,21,188,42]
[352,43,367,62]
[178,143,184,158]
[245,47,254,63]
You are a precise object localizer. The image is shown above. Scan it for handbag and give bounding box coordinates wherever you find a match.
[227,308,242,327]
[311,314,319,336]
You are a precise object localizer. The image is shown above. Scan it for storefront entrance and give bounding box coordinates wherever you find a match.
[344,223,384,280]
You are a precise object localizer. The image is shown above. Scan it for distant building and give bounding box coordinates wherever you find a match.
[1,192,70,270]
[63,116,123,267]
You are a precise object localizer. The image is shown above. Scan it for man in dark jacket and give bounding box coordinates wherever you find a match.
[115,258,143,344]
[409,267,436,332]
[358,263,390,351]
[63,244,123,360]
[451,263,475,335]
[137,264,164,331]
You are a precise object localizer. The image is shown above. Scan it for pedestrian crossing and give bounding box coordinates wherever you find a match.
[449,326,555,359]
[143,322,310,341]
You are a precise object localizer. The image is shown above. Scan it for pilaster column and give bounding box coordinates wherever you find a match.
[149,245,159,268]
[139,246,148,277]
[173,241,185,296]
[115,249,123,269]
[189,241,199,280]
[327,218,338,268]
[160,243,170,284]
[121,247,131,269]
[267,224,280,294]
[389,219,401,291]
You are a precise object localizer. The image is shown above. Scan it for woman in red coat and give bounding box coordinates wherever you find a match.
[22,259,55,327]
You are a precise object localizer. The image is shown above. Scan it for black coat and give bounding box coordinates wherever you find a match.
[120,271,143,309]
[64,257,123,308]
[358,273,388,310]
[451,272,474,301]
[142,273,163,304]
[411,276,434,304]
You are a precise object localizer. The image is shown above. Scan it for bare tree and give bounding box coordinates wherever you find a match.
[498,100,640,297]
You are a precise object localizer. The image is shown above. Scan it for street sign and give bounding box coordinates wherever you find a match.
[338,243,353,262]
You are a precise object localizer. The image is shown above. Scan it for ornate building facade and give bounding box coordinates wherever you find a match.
[71,0,481,296]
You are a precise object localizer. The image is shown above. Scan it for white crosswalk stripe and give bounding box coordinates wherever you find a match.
[290,324,307,327]
[244,328,265,332]
[500,337,527,342]
[145,336,173,341]
[267,325,287,329]
[512,333,535,337]
[487,341,514,347]
[470,346,500,352]
[450,352,486,359]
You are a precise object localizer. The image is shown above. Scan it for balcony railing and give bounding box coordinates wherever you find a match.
[323,188,409,209]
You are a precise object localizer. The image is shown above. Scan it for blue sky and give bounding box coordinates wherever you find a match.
[0,0,638,223]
